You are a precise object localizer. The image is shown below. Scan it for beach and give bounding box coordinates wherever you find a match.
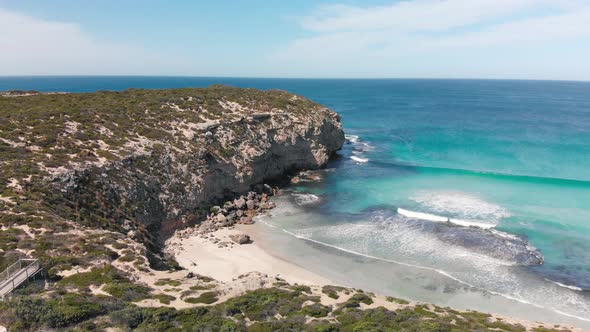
[164,215,588,331]
[167,224,330,285]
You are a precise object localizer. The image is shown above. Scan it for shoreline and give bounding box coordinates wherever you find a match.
[165,218,587,331]
[166,224,330,286]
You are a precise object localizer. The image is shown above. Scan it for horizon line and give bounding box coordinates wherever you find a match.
[0,75,589,84]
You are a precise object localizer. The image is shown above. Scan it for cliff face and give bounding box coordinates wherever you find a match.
[0,86,344,263]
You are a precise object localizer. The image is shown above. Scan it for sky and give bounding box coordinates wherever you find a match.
[1,0,589,80]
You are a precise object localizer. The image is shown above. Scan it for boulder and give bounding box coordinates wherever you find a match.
[260,201,276,210]
[215,213,227,224]
[246,199,256,210]
[229,234,251,244]
[239,216,253,224]
[234,196,246,209]
[223,200,235,210]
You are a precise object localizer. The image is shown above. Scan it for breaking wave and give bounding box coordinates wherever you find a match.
[292,193,321,206]
[259,197,590,323]
[345,134,373,163]
[546,279,584,292]
[410,191,509,226]
[351,156,369,163]
[397,208,496,229]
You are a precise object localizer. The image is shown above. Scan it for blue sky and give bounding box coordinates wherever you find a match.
[1,0,589,80]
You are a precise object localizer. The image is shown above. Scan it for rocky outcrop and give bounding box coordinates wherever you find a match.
[198,190,276,232]
[12,86,345,255]
[229,234,251,245]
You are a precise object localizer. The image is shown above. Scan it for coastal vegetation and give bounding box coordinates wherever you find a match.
[0,286,570,331]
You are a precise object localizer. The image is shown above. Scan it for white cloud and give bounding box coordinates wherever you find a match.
[1,2,589,79]
[275,0,590,79]
[301,0,583,32]
[0,8,185,75]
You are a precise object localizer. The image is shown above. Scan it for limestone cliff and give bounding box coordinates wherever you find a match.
[0,85,344,269]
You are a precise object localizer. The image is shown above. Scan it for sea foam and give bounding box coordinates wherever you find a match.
[545,279,584,292]
[397,208,496,229]
[350,156,369,163]
[397,208,448,222]
[260,198,589,323]
[345,134,360,143]
[409,191,507,228]
[345,134,373,163]
[292,193,321,206]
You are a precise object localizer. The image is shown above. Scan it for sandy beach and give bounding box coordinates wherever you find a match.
[162,219,587,331]
[167,224,330,285]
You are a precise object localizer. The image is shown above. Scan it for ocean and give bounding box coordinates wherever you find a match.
[2,76,589,324]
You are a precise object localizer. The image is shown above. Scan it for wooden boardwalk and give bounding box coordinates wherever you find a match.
[0,259,41,298]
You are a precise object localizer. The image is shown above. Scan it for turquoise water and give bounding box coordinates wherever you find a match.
[321,80,590,289]
[2,77,590,321]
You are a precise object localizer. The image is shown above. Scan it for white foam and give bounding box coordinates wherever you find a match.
[266,222,590,323]
[350,156,369,163]
[398,208,498,229]
[449,218,496,229]
[545,279,584,292]
[260,199,590,324]
[292,193,321,206]
[357,142,375,152]
[272,223,483,285]
[410,191,509,224]
[345,134,360,143]
[345,134,374,162]
[397,208,449,222]
[490,229,521,240]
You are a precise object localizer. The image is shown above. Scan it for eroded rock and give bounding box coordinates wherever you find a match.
[229,234,251,244]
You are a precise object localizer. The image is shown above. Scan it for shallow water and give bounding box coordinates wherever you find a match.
[257,133,590,325]
[4,77,590,325]
[252,218,590,328]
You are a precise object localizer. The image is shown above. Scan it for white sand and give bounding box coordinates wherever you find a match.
[165,223,585,331]
[167,225,329,285]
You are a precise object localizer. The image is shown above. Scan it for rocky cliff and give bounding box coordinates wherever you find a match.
[0,85,344,270]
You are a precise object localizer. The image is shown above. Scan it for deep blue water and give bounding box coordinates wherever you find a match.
[2,76,590,320]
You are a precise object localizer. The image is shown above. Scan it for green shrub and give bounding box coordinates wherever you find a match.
[223,288,308,321]
[322,285,346,299]
[9,293,114,330]
[413,305,438,318]
[247,317,306,332]
[189,284,214,291]
[386,296,409,305]
[154,278,181,287]
[341,293,373,309]
[103,281,151,302]
[152,294,176,305]
[109,306,151,329]
[43,294,107,328]
[184,291,219,304]
[301,303,332,318]
[131,306,241,331]
[290,284,312,295]
[58,265,119,288]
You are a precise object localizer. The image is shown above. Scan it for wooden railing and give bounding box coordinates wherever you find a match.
[0,259,41,298]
